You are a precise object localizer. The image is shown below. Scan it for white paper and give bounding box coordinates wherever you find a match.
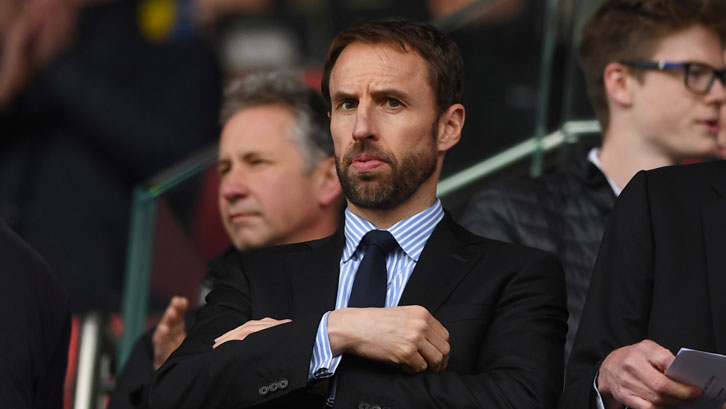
[665,348,726,409]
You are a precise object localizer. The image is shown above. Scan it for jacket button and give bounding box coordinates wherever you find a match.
[279,378,289,389]
[358,403,370,409]
[371,405,382,409]
[258,385,269,395]
[269,382,279,392]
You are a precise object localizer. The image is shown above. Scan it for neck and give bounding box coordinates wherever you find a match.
[599,126,678,191]
[347,183,438,230]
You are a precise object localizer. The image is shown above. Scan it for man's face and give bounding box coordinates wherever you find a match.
[328,42,441,210]
[629,24,726,160]
[217,104,325,250]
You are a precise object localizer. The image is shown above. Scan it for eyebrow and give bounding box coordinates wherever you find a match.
[331,88,411,103]
[331,91,356,104]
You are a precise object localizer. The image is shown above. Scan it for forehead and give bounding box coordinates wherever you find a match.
[219,104,299,153]
[329,41,433,97]
[650,25,725,68]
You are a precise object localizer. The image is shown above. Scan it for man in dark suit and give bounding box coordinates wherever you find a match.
[149,18,567,409]
[108,71,343,409]
[561,160,726,409]
[0,217,70,408]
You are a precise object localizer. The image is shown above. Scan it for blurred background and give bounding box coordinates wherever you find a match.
[0,0,605,407]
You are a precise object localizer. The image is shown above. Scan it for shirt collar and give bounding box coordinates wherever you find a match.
[588,147,622,197]
[342,200,444,263]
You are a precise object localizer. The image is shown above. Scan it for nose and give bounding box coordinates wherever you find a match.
[352,104,377,141]
[219,168,249,202]
[707,73,726,104]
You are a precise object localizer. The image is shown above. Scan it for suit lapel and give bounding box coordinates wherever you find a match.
[398,214,485,314]
[286,229,344,319]
[703,169,726,353]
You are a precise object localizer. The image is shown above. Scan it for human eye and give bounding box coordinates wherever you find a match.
[386,98,403,108]
[217,161,230,175]
[337,99,357,111]
[248,157,269,166]
[686,63,713,90]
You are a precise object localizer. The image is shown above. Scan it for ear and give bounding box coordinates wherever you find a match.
[436,103,465,153]
[311,157,342,207]
[603,62,635,108]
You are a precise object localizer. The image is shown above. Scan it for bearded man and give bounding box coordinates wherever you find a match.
[148,18,567,409]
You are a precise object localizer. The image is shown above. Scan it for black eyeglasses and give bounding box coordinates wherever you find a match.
[620,60,726,95]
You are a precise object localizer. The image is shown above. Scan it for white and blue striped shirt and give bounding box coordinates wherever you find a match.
[309,199,444,379]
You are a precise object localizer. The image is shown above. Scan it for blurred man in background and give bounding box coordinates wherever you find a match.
[462,0,726,362]
[108,71,342,409]
[0,0,222,313]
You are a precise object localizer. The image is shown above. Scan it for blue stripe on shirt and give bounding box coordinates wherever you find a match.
[309,200,444,379]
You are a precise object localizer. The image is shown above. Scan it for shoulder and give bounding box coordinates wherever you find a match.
[208,232,340,279]
[444,213,562,270]
[0,219,67,308]
[619,160,726,213]
[640,160,726,192]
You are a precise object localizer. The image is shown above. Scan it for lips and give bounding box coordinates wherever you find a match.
[351,154,387,172]
[227,209,260,224]
[698,119,720,134]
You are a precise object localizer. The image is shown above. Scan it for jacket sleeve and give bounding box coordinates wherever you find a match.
[560,171,655,409]
[333,252,568,409]
[147,257,324,409]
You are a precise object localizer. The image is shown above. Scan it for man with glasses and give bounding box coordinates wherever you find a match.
[462,0,726,368]
[556,1,726,409]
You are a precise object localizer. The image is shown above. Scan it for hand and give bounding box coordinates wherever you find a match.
[212,317,292,349]
[597,339,702,409]
[152,296,189,370]
[0,0,77,107]
[327,305,450,374]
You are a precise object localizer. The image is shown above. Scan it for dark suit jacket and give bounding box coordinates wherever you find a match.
[149,213,567,409]
[561,160,726,409]
[0,218,70,408]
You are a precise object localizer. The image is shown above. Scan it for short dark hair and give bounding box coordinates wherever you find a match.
[221,71,333,172]
[321,17,464,115]
[579,0,726,132]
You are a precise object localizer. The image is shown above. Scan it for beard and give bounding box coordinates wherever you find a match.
[335,134,438,210]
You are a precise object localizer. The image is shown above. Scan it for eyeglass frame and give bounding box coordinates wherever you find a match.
[619,60,726,95]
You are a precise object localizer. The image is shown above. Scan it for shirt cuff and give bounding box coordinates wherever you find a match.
[309,311,342,380]
[593,371,606,409]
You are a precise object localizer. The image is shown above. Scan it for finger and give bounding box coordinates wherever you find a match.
[426,315,450,342]
[644,341,675,373]
[168,299,189,334]
[423,329,450,368]
[213,329,242,348]
[213,319,292,348]
[417,338,446,372]
[159,301,180,328]
[400,351,427,374]
[152,323,170,348]
[631,365,701,407]
[213,323,269,347]
[621,394,666,409]
[171,296,189,313]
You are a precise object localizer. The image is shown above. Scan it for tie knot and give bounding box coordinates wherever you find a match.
[361,230,398,255]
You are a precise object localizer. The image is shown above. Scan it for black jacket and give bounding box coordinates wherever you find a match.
[148,213,567,409]
[461,153,616,361]
[562,160,726,408]
[0,218,70,409]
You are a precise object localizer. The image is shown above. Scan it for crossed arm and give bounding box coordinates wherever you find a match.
[213,305,450,374]
[148,250,566,409]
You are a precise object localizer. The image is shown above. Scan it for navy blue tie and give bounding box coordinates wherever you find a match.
[348,230,399,308]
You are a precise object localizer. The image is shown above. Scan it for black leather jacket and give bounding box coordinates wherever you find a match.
[460,153,616,362]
